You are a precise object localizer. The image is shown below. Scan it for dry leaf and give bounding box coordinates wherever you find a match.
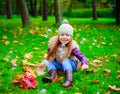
[117,70,120,78]
[53,77,63,82]
[22,60,35,66]
[4,41,10,45]
[13,40,18,44]
[2,35,8,39]
[29,29,35,34]
[109,85,120,91]
[92,80,100,83]
[105,91,111,94]
[77,63,81,69]
[90,62,103,67]
[11,58,18,67]
[104,69,111,74]
[37,64,46,70]
[23,66,36,78]
[85,69,96,73]
[92,59,102,63]
[82,86,87,89]
[24,53,33,59]
[75,93,82,94]
[33,47,39,50]
[3,57,9,62]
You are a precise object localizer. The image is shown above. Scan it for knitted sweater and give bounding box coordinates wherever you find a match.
[48,36,88,65]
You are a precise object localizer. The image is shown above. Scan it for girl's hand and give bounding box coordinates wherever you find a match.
[81,64,88,70]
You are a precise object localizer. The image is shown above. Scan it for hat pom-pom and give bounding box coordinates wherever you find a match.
[62,19,69,24]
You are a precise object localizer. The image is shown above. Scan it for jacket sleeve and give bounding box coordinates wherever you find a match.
[71,48,88,65]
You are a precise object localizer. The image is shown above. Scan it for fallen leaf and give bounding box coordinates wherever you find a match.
[75,92,82,94]
[85,69,96,73]
[117,70,120,78]
[13,40,18,44]
[11,58,18,67]
[37,64,46,70]
[29,29,35,34]
[4,41,10,45]
[104,69,111,74]
[108,85,120,91]
[24,53,33,59]
[105,91,111,94]
[53,77,63,82]
[22,60,35,66]
[2,35,8,39]
[77,63,81,69]
[3,57,9,62]
[92,59,102,63]
[82,86,87,89]
[91,80,100,84]
[90,62,103,67]
[33,47,39,50]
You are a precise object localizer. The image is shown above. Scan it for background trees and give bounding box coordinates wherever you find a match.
[0,0,119,26]
[6,0,12,19]
[17,0,31,27]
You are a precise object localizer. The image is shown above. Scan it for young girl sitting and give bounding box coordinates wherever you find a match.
[42,20,88,88]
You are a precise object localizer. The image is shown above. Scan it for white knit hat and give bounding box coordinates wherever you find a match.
[58,20,73,36]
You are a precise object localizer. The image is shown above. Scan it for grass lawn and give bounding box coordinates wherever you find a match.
[0,16,120,94]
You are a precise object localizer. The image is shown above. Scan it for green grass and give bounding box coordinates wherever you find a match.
[0,16,120,94]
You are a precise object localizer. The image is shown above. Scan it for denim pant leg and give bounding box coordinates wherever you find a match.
[62,58,78,72]
[47,60,63,72]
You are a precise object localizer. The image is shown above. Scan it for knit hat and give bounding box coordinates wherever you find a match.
[58,20,73,36]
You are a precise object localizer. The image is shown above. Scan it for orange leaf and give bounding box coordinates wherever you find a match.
[92,80,100,83]
[82,86,87,89]
[53,77,63,82]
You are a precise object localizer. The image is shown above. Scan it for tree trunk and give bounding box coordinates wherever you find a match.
[92,0,97,20]
[42,0,48,21]
[54,0,62,24]
[30,0,37,16]
[17,0,31,27]
[115,0,120,24]
[6,0,12,19]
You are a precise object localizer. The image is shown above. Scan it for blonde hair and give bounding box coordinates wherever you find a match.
[46,37,73,61]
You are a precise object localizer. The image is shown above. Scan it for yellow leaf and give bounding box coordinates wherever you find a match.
[2,35,8,39]
[3,57,9,62]
[24,53,33,59]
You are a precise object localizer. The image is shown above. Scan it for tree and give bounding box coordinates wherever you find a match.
[29,0,37,16]
[92,0,97,20]
[42,0,48,21]
[115,0,120,24]
[54,0,62,24]
[17,0,31,27]
[6,0,12,19]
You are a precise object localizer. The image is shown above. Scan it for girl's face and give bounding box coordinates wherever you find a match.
[59,34,72,45]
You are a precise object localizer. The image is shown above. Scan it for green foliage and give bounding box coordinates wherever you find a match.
[63,8,115,18]
[0,16,120,94]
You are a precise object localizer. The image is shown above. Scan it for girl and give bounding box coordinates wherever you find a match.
[42,20,88,88]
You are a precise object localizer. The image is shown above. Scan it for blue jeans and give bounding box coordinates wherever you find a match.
[46,58,78,72]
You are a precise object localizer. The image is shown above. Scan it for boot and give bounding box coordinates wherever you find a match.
[42,69,57,83]
[62,70,73,88]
